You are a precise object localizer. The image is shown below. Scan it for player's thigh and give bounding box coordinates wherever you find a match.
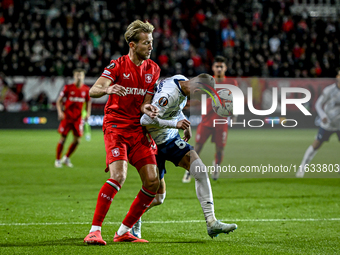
[195,124,212,145]
[72,119,84,137]
[315,127,333,143]
[104,129,129,171]
[58,119,71,136]
[128,130,157,169]
[162,135,193,168]
[212,125,228,148]
[178,150,200,170]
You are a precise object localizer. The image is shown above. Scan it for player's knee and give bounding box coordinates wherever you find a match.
[143,177,160,193]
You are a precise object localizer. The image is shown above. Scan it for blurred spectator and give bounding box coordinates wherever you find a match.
[0,0,339,79]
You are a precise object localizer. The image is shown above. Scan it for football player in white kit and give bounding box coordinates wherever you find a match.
[131,73,237,239]
[296,69,340,177]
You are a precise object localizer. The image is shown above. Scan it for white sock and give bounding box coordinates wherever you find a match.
[148,192,166,211]
[90,225,101,233]
[189,158,217,225]
[117,224,131,236]
[300,145,318,172]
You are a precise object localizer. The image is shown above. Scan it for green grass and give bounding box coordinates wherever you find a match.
[0,129,339,254]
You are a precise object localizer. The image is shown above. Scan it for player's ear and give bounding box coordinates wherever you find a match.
[129,41,136,50]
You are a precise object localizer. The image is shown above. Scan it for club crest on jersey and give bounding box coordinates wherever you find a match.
[82,91,86,96]
[106,62,116,69]
[112,148,120,157]
[158,97,168,107]
[145,74,153,83]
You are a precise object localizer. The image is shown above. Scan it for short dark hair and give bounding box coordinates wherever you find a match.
[196,73,215,90]
[213,55,226,64]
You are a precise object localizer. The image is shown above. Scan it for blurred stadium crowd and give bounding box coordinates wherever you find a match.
[1,0,340,79]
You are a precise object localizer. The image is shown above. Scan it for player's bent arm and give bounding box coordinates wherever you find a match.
[89,77,126,98]
[56,95,64,120]
[315,94,327,121]
[89,77,112,98]
[140,113,190,130]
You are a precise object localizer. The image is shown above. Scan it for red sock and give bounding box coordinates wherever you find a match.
[66,142,78,157]
[122,186,156,228]
[215,152,223,165]
[56,142,64,160]
[92,179,121,226]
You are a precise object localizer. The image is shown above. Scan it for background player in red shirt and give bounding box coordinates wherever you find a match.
[183,56,238,182]
[55,69,91,168]
[84,20,161,244]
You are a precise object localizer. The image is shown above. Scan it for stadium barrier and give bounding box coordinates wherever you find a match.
[0,77,335,129]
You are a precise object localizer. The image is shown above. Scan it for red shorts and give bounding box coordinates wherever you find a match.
[195,123,228,148]
[58,118,84,137]
[104,127,157,170]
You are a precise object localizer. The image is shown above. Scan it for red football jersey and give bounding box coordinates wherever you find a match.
[100,55,160,130]
[59,84,90,121]
[200,77,238,127]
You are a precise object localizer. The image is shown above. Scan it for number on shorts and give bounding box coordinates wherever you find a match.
[175,139,186,149]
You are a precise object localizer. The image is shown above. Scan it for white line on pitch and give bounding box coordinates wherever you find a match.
[0,218,340,226]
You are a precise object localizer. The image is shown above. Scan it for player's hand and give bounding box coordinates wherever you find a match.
[322,117,328,124]
[84,114,90,122]
[176,119,190,130]
[143,104,159,119]
[58,112,65,120]
[106,84,126,96]
[182,126,192,142]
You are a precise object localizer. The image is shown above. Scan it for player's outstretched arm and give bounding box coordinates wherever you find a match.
[140,113,190,130]
[89,77,126,98]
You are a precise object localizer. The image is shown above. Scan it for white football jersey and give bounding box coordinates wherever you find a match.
[315,83,340,130]
[147,75,188,144]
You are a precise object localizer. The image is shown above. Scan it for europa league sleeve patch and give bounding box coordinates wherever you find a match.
[106,62,116,69]
[158,97,168,107]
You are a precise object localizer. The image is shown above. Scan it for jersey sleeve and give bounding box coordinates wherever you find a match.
[100,60,119,83]
[59,85,68,98]
[147,65,160,95]
[315,84,333,119]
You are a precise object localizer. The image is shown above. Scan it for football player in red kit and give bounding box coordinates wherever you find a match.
[182,56,238,182]
[55,69,91,168]
[83,20,160,244]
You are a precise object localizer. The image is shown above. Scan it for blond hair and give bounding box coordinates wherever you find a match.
[124,20,154,43]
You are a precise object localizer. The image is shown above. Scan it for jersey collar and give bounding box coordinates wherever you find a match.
[174,79,186,97]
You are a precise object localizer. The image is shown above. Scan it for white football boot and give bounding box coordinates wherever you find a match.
[207,220,237,238]
[211,160,220,180]
[61,155,73,168]
[130,218,142,238]
[54,159,62,168]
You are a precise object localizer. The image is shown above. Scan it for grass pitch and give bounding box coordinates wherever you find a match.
[0,129,339,254]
